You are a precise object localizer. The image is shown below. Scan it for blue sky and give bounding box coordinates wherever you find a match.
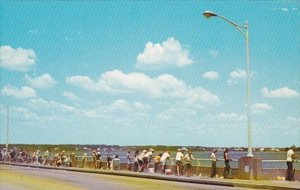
[0,1,299,147]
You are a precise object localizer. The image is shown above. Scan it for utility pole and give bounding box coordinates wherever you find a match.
[6,105,9,150]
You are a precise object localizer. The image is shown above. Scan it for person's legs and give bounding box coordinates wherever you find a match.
[161,161,166,174]
[224,162,230,178]
[211,161,216,177]
[286,162,293,181]
[176,161,180,175]
[187,164,192,177]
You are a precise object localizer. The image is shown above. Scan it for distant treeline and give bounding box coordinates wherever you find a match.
[0,144,298,152]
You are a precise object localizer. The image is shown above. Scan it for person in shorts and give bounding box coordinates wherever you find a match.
[175,149,184,176]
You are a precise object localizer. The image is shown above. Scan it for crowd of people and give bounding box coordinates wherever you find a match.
[0,148,77,167]
[1,145,297,180]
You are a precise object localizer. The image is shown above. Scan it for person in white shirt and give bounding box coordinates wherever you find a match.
[286,145,297,181]
[111,155,120,171]
[160,151,170,174]
[144,148,154,171]
[210,149,218,178]
[175,149,184,176]
[184,150,195,177]
[138,150,147,172]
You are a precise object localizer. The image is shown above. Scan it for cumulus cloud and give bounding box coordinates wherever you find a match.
[0,45,37,71]
[209,50,219,58]
[28,98,75,113]
[25,73,57,89]
[66,70,219,105]
[14,106,39,120]
[226,69,254,85]
[202,71,219,80]
[252,103,273,114]
[136,37,192,69]
[204,113,246,121]
[287,116,300,127]
[271,7,299,12]
[1,85,37,99]
[28,29,39,34]
[63,91,79,101]
[230,69,247,79]
[262,87,299,98]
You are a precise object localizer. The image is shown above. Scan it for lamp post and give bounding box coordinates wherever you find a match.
[6,105,9,151]
[203,10,253,157]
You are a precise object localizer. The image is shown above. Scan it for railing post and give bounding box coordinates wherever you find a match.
[239,156,262,180]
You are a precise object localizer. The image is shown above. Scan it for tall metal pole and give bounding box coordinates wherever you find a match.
[203,11,253,157]
[245,22,253,157]
[6,105,9,150]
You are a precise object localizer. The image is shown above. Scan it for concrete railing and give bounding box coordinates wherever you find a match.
[3,154,298,181]
[70,156,299,181]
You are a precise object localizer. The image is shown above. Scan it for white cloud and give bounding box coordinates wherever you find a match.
[66,75,113,92]
[28,98,75,113]
[202,71,219,80]
[226,69,254,85]
[28,29,39,34]
[67,70,219,105]
[0,45,37,71]
[110,99,131,111]
[63,91,79,101]
[287,116,300,127]
[252,103,273,114]
[136,37,192,69]
[133,102,151,111]
[1,85,36,99]
[204,113,246,121]
[262,87,299,98]
[209,50,219,58]
[230,69,247,79]
[281,8,288,12]
[14,106,39,120]
[25,73,57,89]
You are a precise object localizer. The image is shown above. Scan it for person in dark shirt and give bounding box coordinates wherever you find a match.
[223,148,232,179]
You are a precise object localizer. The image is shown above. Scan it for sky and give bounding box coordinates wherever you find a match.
[0,1,299,147]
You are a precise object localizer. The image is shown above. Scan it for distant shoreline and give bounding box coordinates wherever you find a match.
[1,144,298,152]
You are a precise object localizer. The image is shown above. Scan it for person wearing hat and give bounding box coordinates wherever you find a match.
[137,150,147,172]
[154,153,162,173]
[160,151,170,174]
[184,150,195,177]
[286,145,298,181]
[175,149,184,176]
[81,153,87,168]
[95,149,102,169]
[210,149,218,178]
[144,148,154,172]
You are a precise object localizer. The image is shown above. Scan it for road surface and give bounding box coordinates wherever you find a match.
[0,165,263,190]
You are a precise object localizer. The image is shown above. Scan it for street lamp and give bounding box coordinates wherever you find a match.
[203,10,253,157]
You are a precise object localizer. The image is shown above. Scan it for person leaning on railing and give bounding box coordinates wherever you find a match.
[183,150,195,177]
[286,145,298,181]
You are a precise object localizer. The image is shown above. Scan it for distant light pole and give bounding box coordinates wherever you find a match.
[6,105,9,151]
[203,10,253,157]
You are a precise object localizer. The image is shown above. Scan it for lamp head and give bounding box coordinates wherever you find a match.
[203,10,217,19]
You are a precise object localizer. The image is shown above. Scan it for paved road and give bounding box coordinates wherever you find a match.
[0,165,265,190]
